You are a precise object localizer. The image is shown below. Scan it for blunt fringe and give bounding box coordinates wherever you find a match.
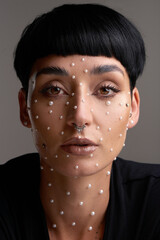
[14,4,146,91]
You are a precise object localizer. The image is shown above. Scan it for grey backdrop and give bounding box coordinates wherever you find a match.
[0,0,160,164]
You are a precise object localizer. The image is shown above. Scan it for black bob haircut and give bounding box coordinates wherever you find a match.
[14,4,146,92]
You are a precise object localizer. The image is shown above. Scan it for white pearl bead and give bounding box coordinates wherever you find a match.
[100,137,103,142]
[71,62,75,66]
[71,93,75,96]
[66,154,70,158]
[55,155,58,158]
[110,148,113,152]
[61,131,64,135]
[99,189,104,194]
[52,224,57,228]
[72,222,76,226]
[106,101,111,106]
[96,163,99,167]
[119,116,123,120]
[106,111,110,115]
[79,82,83,86]
[50,199,54,203]
[49,101,54,106]
[84,69,88,73]
[47,127,51,130]
[79,201,84,206]
[66,101,69,105]
[49,110,53,114]
[72,75,76,79]
[35,115,39,119]
[82,99,85,103]
[50,168,54,171]
[131,120,134,124]
[88,184,92,189]
[119,133,123,137]
[96,126,100,130]
[88,226,93,231]
[60,211,64,215]
[75,165,79,169]
[108,128,111,132]
[78,136,81,139]
[90,211,95,216]
[73,106,78,110]
[59,116,63,120]
[40,166,44,170]
[44,157,47,160]
[107,171,110,176]
[81,58,85,62]
[90,108,94,112]
[123,143,126,147]
[48,183,52,187]
[34,99,38,103]
[66,191,71,196]
[114,157,117,160]
[90,153,93,157]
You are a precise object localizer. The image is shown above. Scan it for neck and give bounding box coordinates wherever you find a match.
[40,160,112,240]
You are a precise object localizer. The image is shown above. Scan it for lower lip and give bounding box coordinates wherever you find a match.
[61,145,98,156]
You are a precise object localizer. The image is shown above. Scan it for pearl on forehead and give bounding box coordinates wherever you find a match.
[66,191,71,196]
[106,101,111,106]
[99,189,104,194]
[60,211,64,215]
[71,62,75,66]
[90,211,95,216]
[49,101,54,106]
[81,58,85,62]
[79,201,84,206]
[110,148,113,152]
[50,199,54,203]
[59,115,63,120]
[88,226,93,231]
[72,222,76,226]
[108,127,111,132]
[52,224,57,228]
[65,101,70,106]
[72,75,76,79]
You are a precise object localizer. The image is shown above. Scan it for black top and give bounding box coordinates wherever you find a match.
[0,153,160,240]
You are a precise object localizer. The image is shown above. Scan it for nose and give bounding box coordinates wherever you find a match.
[66,92,93,129]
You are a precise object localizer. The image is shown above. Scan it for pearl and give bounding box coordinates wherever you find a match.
[50,168,54,171]
[66,101,70,105]
[66,154,70,158]
[119,133,123,137]
[48,183,52,187]
[79,82,83,86]
[73,106,78,110]
[126,103,129,107]
[119,116,123,120]
[86,93,90,96]
[72,75,76,79]
[75,165,79,169]
[84,69,88,73]
[123,143,126,147]
[47,127,51,130]
[71,93,75,96]
[72,222,76,226]
[55,155,58,158]
[34,99,38,103]
[110,148,113,152]
[60,211,64,215]
[90,211,95,216]
[50,199,54,203]
[66,191,71,196]
[131,120,134,124]
[99,137,103,142]
[59,115,63,120]
[71,62,75,66]
[108,127,111,132]
[88,226,93,231]
[106,101,111,106]
[96,163,99,167]
[61,131,64,135]
[90,108,94,112]
[96,126,100,130]
[106,111,110,115]
[107,171,110,176]
[79,201,84,206]
[99,189,104,194]
[52,224,57,228]
[49,101,54,106]
[88,184,92,189]
[40,166,44,170]
[49,110,53,114]
[82,99,85,103]
[78,136,81,139]
[81,58,85,62]
[44,157,48,160]
[128,91,131,95]
[114,157,117,160]
[90,153,93,157]
[35,115,39,119]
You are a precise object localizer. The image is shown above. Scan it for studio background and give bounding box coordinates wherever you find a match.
[0,0,160,164]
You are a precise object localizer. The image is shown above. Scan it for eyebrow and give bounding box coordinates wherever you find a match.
[91,65,124,76]
[36,66,69,78]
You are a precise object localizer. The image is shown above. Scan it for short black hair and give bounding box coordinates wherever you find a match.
[14,4,146,91]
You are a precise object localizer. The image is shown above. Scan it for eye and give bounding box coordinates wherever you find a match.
[40,85,65,97]
[95,85,120,98]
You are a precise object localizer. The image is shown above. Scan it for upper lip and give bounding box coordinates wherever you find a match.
[61,137,98,146]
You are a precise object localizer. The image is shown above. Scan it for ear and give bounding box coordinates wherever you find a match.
[18,88,31,128]
[128,87,140,129]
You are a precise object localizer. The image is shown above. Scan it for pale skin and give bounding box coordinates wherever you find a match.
[18,55,140,240]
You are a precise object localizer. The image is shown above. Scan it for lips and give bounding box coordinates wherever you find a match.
[61,137,98,156]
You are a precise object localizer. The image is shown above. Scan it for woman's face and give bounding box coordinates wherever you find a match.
[21,55,139,177]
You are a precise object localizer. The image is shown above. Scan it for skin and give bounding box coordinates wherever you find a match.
[19,55,140,240]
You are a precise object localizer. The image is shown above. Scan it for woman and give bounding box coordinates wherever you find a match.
[0,4,160,240]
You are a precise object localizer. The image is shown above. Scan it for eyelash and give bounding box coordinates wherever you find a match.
[40,84,120,98]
